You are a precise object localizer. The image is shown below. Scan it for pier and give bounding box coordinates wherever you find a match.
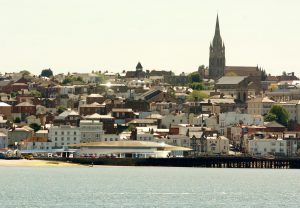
[40,156,300,169]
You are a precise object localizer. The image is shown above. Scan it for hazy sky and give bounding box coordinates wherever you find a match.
[0,0,299,75]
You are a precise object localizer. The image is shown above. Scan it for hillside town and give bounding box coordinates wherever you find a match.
[0,16,299,159]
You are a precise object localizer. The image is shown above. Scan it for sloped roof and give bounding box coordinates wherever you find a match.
[264,121,285,128]
[217,76,248,85]
[0,102,11,107]
[225,66,259,76]
[16,102,35,107]
[57,109,79,119]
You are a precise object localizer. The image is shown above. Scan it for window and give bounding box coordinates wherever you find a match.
[67,137,70,141]
[55,132,57,135]
[105,138,107,141]
[67,131,70,135]
[61,142,64,145]
[74,137,76,141]
[61,137,64,141]
[55,137,57,141]
[74,132,77,135]
[62,132,64,135]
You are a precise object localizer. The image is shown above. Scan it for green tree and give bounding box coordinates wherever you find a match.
[62,77,73,85]
[187,90,209,101]
[266,105,289,126]
[14,117,21,123]
[41,68,53,77]
[11,92,17,98]
[29,123,41,132]
[62,76,84,85]
[188,72,202,83]
[190,82,205,90]
[57,106,67,114]
[30,90,42,97]
[264,113,277,122]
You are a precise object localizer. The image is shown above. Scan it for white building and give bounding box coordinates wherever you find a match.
[80,120,104,143]
[165,135,190,149]
[18,137,52,151]
[69,141,191,158]
[99,134,120,142]
[206,136,229,155]
[219,112,264,135]
[159,113,188,129]
[248,138,287,156]
[48,125,81,148]
[189,114,209,126]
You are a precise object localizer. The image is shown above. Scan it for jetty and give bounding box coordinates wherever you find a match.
[39,156,300,169]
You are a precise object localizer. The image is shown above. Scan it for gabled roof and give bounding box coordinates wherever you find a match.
[57,109,79,119]
[16,102,35,107]
[85,113,102,119]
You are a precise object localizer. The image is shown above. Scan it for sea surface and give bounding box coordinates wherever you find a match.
[0,166,299,208]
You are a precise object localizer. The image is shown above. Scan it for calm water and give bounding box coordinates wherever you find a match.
[0,166,299,207]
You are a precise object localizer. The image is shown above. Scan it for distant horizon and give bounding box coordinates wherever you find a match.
[0,0,299,76]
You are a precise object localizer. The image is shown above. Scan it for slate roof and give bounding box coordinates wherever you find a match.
[217,76,248,85]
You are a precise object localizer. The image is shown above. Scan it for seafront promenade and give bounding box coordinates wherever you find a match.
[38,156,300,169]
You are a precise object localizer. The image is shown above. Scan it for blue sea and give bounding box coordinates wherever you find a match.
[0,166,299,207]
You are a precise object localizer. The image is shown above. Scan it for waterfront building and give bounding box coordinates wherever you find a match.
[248,138,287,156]
[48,125,81,148]
[8,127,34,147]
[69,140,191,158]
[206,135,230,155]
[18,136,52,151]
[79,120,104,143]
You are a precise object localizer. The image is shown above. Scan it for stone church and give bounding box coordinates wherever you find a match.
[209,15,225,81]
[208,15,262,93]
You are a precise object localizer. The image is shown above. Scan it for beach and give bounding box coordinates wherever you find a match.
[0,159,82,167]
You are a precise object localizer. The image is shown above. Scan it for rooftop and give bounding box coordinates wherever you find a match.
[217,76,248,85]
[68,140,191,151]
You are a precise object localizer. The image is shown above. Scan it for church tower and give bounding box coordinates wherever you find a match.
[209,15,225,80]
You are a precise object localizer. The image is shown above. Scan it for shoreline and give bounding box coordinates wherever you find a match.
[0,159,83,167]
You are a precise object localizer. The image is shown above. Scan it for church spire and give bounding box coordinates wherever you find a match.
[215,14,220,37]
[209,14,225,81]
[212,14,223,48]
